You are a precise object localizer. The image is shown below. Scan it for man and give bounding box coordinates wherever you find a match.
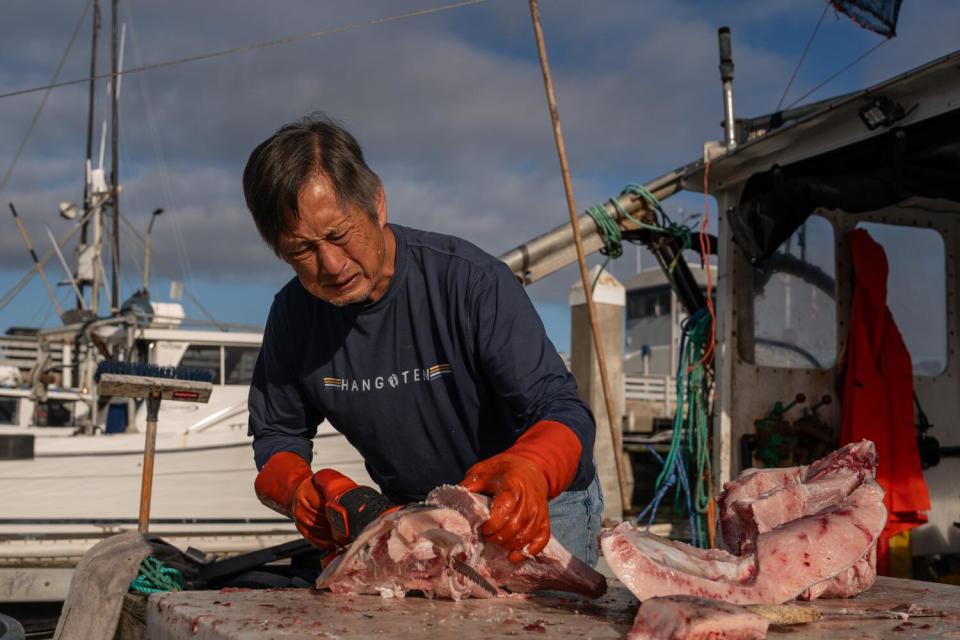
[243,114,603,566]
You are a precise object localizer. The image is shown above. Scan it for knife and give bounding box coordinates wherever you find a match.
[451,558,499,596]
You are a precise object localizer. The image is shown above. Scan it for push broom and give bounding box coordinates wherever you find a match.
[95,362,214,532]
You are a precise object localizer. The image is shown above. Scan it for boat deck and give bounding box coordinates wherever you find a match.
[120,576,960,639]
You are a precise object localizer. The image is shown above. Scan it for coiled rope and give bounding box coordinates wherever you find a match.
[584,184,693,290]
[130,556,185,594]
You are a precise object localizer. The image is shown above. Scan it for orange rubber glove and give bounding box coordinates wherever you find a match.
[460,420,582,563]
[254,451,335,550]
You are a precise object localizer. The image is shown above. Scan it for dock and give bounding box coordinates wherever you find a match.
[116,577,960,639]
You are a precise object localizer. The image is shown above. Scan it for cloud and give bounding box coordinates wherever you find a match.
[1,0,953,326]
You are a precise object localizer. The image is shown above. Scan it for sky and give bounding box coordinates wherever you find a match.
[1,0,958,353]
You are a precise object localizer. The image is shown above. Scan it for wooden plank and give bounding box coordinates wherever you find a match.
[97,374,212,403]
[53,532,153,640]
[141,576,960,639]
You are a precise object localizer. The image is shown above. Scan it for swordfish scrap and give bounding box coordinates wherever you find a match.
[316,484,607,601]
[601,440,886,606]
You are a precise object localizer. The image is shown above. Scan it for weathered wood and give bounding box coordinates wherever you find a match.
[115,593,147,640]
[97,373,212,403]
[139,576,960,639]
[138,417,159,533]
[53,532,152,640]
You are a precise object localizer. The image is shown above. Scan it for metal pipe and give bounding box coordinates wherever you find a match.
[718,27,737,151]
[497,164,692,284]
[143,207,164,292]
[527,0,629,510]
[81,0,99,251]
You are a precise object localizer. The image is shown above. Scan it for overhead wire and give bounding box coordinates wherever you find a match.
[0,0,94,201]
[116,211,225,329]
[0,0,490,102]
[120,0,195,289]
[775,2,830,112]
[785,37,888,109]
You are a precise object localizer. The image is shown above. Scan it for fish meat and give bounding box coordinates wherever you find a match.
[716,440,880,599]
[628,595,770,640]
[716,440,877,555]
[601,441,886,605]
[317,484,607,600]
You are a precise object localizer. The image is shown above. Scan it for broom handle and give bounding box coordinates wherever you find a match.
[138,391,161,533]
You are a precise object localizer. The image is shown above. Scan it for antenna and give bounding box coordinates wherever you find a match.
[45,223,87,309]
[718,27,737,151]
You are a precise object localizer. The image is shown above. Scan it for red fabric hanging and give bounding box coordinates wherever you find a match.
[840,229,930,575]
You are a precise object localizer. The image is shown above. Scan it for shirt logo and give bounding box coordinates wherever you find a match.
[324,363,451,392]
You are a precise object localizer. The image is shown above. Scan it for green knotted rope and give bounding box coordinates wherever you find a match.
[130,556,185,594]
[584,184,695,290]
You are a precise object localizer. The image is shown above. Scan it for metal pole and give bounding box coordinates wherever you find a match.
[526,0,629,510]
[81,0,99,250]
[45,224,86,309]
[718,27,737,151]
[110,0,120,312]
[497,163,691,285]
[143,208,163,292]
[9,204,64,318]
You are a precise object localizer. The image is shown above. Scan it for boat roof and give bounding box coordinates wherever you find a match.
[682,48,960,192]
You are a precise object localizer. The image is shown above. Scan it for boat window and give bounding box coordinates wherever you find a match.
[855,222,947,376]
[749,215,837,369]
[179,345,222,384]
[36,400,74,427]
[0,398,16,425]
[224,346,260,385]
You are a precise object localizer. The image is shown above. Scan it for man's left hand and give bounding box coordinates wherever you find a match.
[460,420,582,563]
[461,453,550,563]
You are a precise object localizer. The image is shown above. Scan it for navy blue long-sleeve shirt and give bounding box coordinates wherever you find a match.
[248,224,597,503]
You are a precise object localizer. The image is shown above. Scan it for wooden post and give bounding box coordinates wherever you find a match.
[527,0,629,512]
[570,267,628,519]
[138,391,161,533]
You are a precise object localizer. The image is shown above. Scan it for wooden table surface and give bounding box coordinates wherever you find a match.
[132,576,960,639]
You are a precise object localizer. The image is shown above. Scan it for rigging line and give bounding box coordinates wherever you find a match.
[121,0,194,286]
[0,0,490,101]
[0,212,91,314]
[776,2,829,112]
[116,210,224,328]
[0,0,94,200]
[785,37,888,110]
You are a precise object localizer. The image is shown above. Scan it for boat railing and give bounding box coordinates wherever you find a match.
[185,402,248,434]
[0,335,62,374]
[624,373,678,411]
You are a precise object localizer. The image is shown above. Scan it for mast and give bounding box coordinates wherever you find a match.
[80,0,99,306]
[110,0,120,312]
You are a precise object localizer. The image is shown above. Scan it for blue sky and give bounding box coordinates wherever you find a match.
[1,0,957,352]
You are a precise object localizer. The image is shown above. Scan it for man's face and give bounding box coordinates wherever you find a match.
[277,175,392,306]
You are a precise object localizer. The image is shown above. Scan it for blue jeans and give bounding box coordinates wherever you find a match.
[548,473,604,567]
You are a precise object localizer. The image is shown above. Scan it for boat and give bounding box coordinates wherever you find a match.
[0,3,371,603]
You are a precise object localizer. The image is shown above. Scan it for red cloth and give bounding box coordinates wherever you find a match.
[840,229,930,575]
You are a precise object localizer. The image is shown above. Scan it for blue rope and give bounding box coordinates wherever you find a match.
[635,306,713,547]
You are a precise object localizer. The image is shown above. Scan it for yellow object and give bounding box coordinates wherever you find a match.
[888,530,912,579]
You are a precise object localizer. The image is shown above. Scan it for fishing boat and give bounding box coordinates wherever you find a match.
[0,2,371,603]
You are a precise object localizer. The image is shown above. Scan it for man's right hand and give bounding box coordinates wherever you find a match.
[254,451,335,550]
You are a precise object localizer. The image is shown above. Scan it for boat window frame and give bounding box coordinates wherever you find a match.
[739,212,839,372]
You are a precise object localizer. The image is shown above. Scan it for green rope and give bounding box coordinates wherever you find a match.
[649,310,713,547]
[584,184,695,290]
[130,556,185,594]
